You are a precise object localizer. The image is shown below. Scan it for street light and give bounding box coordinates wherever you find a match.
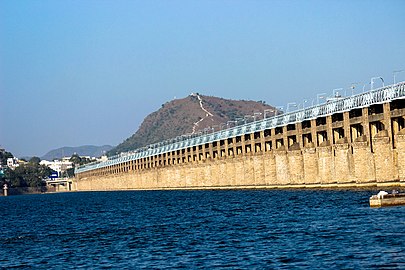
[253,112,262,121]
[264,109,275,119]
[362,83,369,93]
[393,70,404,84]
[371,77,384,90]
[302,99,308,109]
[317,93,327,105]
[227,120,237,128]
[350,82,360,96]
[287,102,297,112]
[244,115,255,124]
[235,118,243,126]
[332,88,344,98]
[276,106,284,114]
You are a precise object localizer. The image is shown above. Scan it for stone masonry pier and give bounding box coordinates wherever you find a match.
[74,82,405,191]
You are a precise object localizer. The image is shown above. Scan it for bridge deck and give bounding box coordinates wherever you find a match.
[76,82,405,174]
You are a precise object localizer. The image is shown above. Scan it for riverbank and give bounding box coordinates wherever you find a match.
[3,181,403,196]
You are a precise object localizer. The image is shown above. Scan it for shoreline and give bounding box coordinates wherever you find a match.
[2,181,403,196]
[67,180,405,192]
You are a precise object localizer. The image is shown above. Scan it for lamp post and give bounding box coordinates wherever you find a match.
[317,93,327,105]
[287,102,297,112]
[350,82,360,96]
[362,83,369,93]
[332,88,344,98]
[227,120,237,128]
[371,77,384,90]
[276,106,284,115]
[264,109,275,119]
[244,115,253,124]
[393,70,404,84]
[253,112,262,121]
[302,99,308,109]
[235,118,243,126]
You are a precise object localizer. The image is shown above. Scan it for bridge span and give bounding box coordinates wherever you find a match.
[74,82,405,190]
[46,178,73,192]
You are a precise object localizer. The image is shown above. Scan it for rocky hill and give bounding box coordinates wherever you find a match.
[109,94,278,155]
[41,145,114,161]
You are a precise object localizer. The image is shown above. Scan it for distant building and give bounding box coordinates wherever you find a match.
[7,157,20,170]
[97,155,108,162]
[40,159,73,178]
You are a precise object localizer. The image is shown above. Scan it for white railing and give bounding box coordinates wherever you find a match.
[76,82,405,174]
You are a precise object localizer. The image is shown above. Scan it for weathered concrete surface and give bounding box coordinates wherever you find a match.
[370,194,405,207]
[397,131,405,182]
[75,101,405,191]
[74,132,405,191]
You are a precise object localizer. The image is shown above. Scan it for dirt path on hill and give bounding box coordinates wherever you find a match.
[191,94,214,134]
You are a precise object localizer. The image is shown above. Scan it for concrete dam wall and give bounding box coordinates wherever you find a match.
[74,84,405,191]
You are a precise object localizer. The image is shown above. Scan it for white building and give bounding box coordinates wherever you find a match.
[97,155,108,162]
[40,159,73,177]
[7,157,19,170]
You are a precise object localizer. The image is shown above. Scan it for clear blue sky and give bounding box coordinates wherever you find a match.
[1,0,404,157]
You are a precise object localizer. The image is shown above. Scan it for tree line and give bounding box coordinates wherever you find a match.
[0,151,94,188]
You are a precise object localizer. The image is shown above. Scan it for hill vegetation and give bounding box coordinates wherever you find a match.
[109,94,278,155]
[41,145,113,161]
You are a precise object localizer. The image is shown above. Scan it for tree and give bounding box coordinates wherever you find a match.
[29,156,41,164]
[69,154,93,166]
[0,151,13,165]
[6,168,26,187]
[0,167,8,187]
[69,154,82,165]
[6,163,52,188]
[66,167,75,178]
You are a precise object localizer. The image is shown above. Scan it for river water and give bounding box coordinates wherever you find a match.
[1,190,404,269]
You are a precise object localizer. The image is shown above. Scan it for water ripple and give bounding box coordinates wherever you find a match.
[0,189,404,268]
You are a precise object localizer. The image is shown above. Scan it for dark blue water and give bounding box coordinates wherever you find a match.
[1,190,404,269]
